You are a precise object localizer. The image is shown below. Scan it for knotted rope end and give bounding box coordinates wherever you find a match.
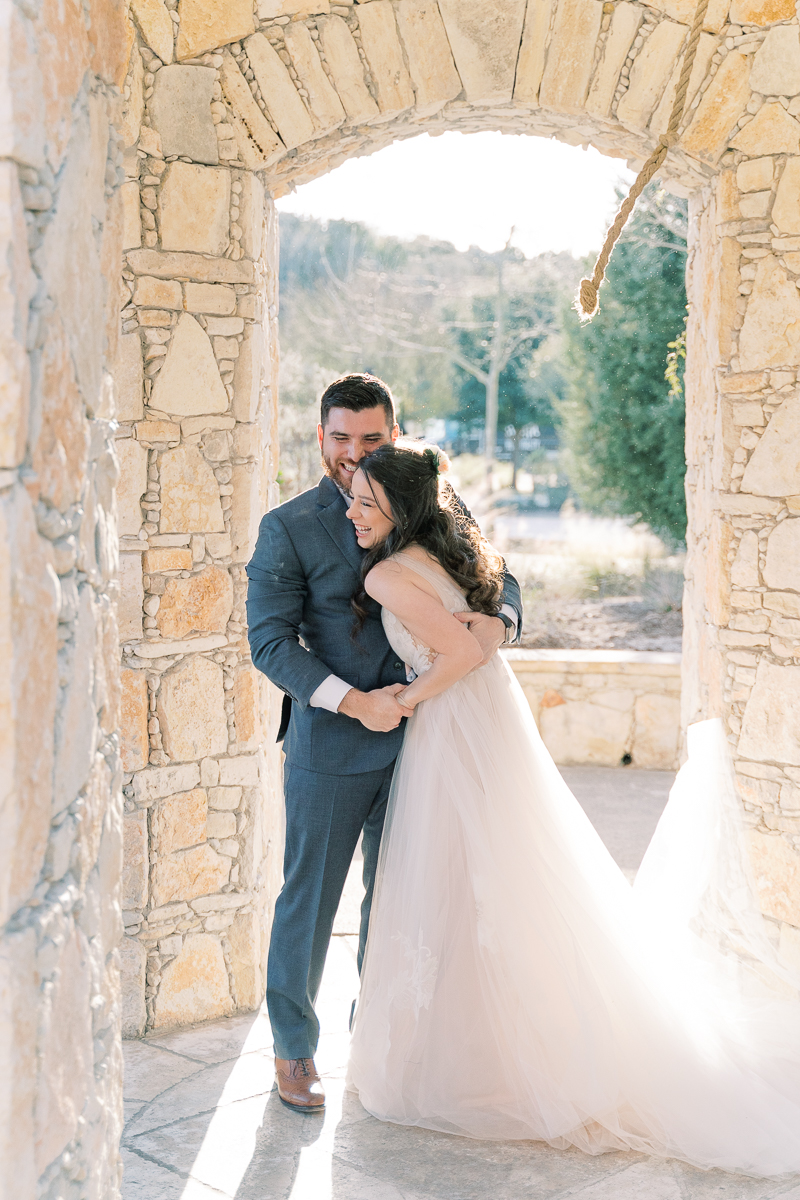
[575,277,599,321]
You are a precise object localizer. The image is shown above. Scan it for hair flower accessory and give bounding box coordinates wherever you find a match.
[422,445,451,475]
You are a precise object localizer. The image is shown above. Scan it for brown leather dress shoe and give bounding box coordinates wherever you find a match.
[275,1057,326,1112]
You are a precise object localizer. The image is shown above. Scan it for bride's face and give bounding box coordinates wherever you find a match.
[346,469,396,548]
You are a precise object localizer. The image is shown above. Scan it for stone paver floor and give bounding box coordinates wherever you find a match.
[122,767,800,1200]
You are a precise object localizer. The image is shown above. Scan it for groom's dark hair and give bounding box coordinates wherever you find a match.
[320,373,397,430]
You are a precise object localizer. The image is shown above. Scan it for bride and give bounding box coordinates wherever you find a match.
[343,440,800,1179]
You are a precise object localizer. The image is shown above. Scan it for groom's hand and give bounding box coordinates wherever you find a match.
[454,612,505,665]
[338,685,406,731]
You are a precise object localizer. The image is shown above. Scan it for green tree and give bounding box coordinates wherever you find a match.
[558,184,688,545]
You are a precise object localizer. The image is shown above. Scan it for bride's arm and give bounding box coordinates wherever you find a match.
[365,563,483,709]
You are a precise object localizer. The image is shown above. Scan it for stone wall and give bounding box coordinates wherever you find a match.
[0,1,132,1195]
[114,60,284,1034]
[505,650,681,769]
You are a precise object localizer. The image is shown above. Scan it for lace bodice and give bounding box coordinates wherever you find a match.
[380,549,468,677]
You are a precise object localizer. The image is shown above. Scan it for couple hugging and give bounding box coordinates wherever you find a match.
[247,374,800,1178]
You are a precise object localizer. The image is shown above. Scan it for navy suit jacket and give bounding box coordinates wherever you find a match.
[246,475,522,776]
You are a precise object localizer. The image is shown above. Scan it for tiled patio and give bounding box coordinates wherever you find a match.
[121,768,800,1200]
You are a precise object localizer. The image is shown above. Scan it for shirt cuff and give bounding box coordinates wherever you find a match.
[309,674,353,713]
[500,603,519,638]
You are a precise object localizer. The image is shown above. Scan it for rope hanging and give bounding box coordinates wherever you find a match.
[576,0,711,320]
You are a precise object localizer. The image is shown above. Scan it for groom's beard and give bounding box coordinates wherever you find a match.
[322,453,356,496]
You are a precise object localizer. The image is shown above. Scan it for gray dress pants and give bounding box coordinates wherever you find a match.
[266,759,396,1061]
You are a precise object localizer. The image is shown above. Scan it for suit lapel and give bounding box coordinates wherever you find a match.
[316,476,363,575]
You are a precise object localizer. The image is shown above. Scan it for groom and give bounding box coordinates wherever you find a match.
[246,373,522,1112]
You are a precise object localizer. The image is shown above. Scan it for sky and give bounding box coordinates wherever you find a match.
[275,131,635,259]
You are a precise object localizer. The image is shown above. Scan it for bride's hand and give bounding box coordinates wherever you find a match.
[453,611,505,665]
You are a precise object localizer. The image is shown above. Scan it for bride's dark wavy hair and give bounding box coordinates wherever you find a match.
[351,441,504,633]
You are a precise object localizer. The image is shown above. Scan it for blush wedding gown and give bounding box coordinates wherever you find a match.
[347,550,800,1178]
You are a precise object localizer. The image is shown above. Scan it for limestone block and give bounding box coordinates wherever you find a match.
[54,585,99,816]
[131,761,201,805]
[154,788,208,853]
[206,811,236,839]
[120,46,145,149]
[32,313,88,513]
[129,248,254,287]
[176,0,255,60]
[730,0,793,20]
[209,786,242,810]
[151,65,218,164]
[737,157,773,194]
[218,52,284,169]
[0,164,33,471]
[116,437,147,537]
[150,314,229,417]
[739,660,800,765]
[765,592,800,618]
[245,34,315,152]
[160,444,225,534]
[683,50,750,163]
[120,669,149,773]
[317,16,379,122]
[234,665,260,748]
[238,173,264,261]
[632,694,680,768]
[539,700,631,766]
[438,0,526,104]
[731,529,759,589]
[206,532,233,559]
[541,0,604,112]
[115,332,144,422]
[137,421,181,445]
[647,0,729,31]
[233,329,263,423]
[227,911,261,1009]
[229,461,260,563]
[156,565,233,637]
[617,20,687,130]
[158,655,228,759]
[738,256,800,372]
[650,31,717,139]
[731,103,800,157]
[764,519,800,591]
[121,180,141,250]
[741,401,800,497]
[747,831,800,926]
[120,552,145,643]
[773,159,800,236]
[395,0,462,115]
[123,812,148,909]
[284,21,345,134]
[585,2,642,117]
[513,0,550,105]
[750,26,800,98]
[151,842,230,905]
[120,937,147,1037]
[218,755,259,786]
[159,162,230,256]
[153,933,234,1027]
[0,487,60,921]
[34,929,93,1175]
[185,282,237,314]
[356,1,415,113]
[0,926,37,1196]
[131,0,174,63]
[142,548,193,575]
[134,276,182,309]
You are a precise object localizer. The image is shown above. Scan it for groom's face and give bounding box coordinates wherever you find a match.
[318,405,398,494]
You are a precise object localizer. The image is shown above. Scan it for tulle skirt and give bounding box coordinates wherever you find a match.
[348,655,800,1177]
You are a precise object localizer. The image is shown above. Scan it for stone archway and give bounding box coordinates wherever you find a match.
[2,0,799,1193]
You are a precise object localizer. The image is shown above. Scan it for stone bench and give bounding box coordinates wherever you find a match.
[502,649,682,770]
